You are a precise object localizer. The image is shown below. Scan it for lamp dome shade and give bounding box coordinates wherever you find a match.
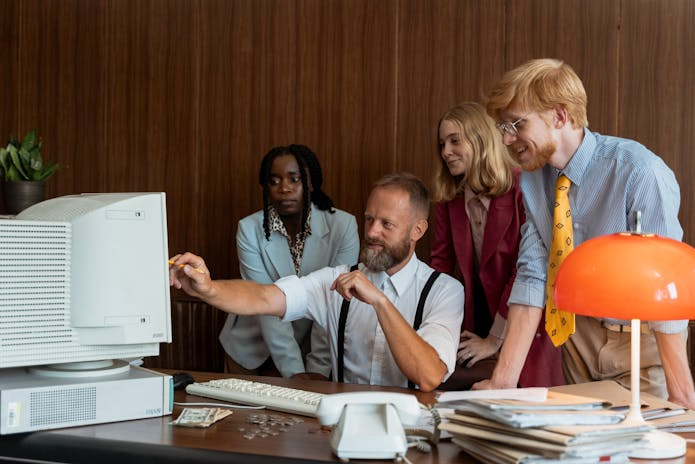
[554,233,695,321]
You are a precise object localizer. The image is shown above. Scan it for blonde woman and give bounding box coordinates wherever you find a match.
[431,102,562,388]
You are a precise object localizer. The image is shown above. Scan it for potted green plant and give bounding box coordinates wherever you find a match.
[0,129,59,214]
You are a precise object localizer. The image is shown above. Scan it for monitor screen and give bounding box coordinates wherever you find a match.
[0,192,172,370]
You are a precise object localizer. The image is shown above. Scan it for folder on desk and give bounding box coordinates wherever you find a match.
[445,391,622,428]
[552,380,695,432]
[453,390,610,410]
[441,403,647,462]
[451,435,633,464]
[439,381,691,463]
[441,412,650,446]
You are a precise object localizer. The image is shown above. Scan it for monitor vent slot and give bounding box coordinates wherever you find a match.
[0,220,74,366]
[30,386,97,426]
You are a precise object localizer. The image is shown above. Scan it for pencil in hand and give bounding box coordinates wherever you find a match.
[168,259,205,274]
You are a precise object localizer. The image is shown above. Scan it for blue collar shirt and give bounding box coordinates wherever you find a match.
[510,128,685,333]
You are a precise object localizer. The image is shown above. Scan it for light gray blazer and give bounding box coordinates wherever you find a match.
[218,204,359,377]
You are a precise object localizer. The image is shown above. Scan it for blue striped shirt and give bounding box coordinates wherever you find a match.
[509,128,686,333]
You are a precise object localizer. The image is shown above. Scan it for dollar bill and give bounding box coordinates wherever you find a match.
[172,408,233,428]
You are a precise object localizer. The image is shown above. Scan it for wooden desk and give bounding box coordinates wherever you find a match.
[0,371,692,464]
[0,371,466,464]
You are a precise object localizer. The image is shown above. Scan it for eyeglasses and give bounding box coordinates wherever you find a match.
[496,115,527,136]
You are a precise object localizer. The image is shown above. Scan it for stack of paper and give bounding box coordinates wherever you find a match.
[553,380,695,433]
[437,390,651,463]
[441,391,624,428]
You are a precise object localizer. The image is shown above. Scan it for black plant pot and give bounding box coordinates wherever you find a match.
[3,180,46,215]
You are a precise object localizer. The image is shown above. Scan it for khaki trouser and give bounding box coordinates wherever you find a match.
[562,315,676,399]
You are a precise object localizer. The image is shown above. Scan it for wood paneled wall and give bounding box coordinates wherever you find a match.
[2,0,694,283]
[143,298,228,372]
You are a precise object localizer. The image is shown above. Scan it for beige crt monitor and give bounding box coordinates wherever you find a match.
[0,192,173,433]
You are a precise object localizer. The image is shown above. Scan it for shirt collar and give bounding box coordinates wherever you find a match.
[559,127,595,186]
[463,185,491,210]
[383,252,419,298]
[267,203,313,237]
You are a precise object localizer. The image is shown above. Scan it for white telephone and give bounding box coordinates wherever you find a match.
[316,391,422,460]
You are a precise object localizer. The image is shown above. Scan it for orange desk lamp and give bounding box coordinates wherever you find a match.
[554,222,695,459]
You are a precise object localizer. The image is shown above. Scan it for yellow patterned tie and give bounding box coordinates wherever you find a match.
[545,174,575,346]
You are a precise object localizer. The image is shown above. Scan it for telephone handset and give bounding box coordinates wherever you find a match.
[316,391,422,460]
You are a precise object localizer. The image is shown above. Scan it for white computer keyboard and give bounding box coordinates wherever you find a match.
[185,377,325,417]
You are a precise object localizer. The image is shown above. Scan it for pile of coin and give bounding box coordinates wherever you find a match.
[238,413,304,440]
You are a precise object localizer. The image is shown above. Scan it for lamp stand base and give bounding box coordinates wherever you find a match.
[629,430,686,459]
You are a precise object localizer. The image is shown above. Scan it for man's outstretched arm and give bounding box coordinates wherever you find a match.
[169,252,286,317]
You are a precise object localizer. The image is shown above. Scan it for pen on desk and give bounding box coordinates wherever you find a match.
[168,259,205,274]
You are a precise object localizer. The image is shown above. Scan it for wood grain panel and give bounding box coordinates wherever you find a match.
[0,1,18,141]
[0,1,19,213]
[196,0,300,278]
[195,0,399,277]
[103,0,202,267]
[397,0,505,177]
[618,0,695,246]
[14,0,106,199]
[505,0,620,135]
[396,0,506,259]
[196,0,253,279]
[294,0,398,232]
[143,298,228,372]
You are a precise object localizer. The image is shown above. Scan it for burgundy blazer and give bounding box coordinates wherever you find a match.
[430,169,563,387]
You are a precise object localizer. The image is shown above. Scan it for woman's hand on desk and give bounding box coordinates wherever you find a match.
[457,330,501,367]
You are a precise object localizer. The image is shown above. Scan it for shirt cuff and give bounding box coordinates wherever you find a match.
[508,280,546,308]
[648,320,688,334]
[274,275,307,322]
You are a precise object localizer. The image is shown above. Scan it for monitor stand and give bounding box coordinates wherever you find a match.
[29,359,131,378]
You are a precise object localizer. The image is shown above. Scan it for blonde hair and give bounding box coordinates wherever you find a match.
[432,102,516,203]
[486,58,588,129]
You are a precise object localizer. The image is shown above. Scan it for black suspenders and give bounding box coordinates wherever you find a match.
[336,264,441,390]
[336,264,360,384]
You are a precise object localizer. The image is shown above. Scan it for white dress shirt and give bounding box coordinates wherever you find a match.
[275,253,464,388]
